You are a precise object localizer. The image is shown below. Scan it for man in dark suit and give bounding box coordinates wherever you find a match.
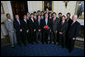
[67,15,80,53]
[45,8,50,15]
[33,11,38,43]
[20,15,29,46]
[36,15,42,43]
[58,15,68,47]
[50,12,60,44]
[13,14,22,46]
[41,13,50,44]
[58,12,62,22]
[29,13,36,44]
[48,12,53,43]
[41,11,44,20]
[65,13,73,48]
[37,10,41,16]
[27,12,30,20]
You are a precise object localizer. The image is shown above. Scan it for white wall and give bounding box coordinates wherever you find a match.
[1,1,13,22]
[53,1,77,18]
[27,1,42,13]
[1,1,13,39]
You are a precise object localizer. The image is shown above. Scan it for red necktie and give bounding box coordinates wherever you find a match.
[61,22,64,26]
[53,19,55,25]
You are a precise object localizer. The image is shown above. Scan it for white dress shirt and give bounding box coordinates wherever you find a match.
[45,18,48,25]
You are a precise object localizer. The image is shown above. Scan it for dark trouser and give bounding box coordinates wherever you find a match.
[16,32,22,45]
[34,31,37,43]
[26,31,30,43]
[50,31,57,44]
[43,29,49,44]
[67,38,75,52]
[65,35,69,48]
[58,34,66,47]
[41,30,44,43]
[36,31,42,42]
[30,30,34,44]
[21,31,27,45]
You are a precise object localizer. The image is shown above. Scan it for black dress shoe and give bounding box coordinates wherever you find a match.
[54,42,56,44]
[68,50,72,53]
[42,42,44,44]
[30,42,33,44]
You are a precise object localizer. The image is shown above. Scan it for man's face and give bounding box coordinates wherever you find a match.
[49,14,51,17]
[45,14,48,18]
[7,14,10,19]
[15,15,19,19]
[62,17,65,21]
[31,15,33,18]
[58,14,62,18]
[24,15,27,19]
[34,13,36,16]
[53,14,56,18]
[46,9,49,12]
[41,12,44,16]
[72,16,77,21]
[27,13,30,16]
[66,14,70,18]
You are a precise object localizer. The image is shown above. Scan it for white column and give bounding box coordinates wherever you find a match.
[7,1,14,20]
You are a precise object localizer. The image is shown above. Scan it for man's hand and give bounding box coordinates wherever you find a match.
[73,38,76,40]
[14,30,16,33]
[59,32,63,34]
[27,29,29,33]
[20,29,22,32]
[55,30,57,33]
[50,29,51,32]
[34,29,36,32]
[38,29,41,32]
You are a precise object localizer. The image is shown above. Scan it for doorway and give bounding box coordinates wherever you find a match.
[11,1,28,20]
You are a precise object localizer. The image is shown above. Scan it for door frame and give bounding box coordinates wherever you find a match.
[10,1,29,20]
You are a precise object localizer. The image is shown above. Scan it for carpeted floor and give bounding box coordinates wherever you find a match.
[1,42,84,56]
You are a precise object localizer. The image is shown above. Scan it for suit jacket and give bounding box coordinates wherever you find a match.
[65,18,73,29]
[36,19,42,31]
[5,19,15,32]
[58,21,68,37]
[29,18,36,30]
[13,19,21,32]
[20,19,29,32]
[68,21,80,39]
[51,17,60,32]
[41,18,51,30]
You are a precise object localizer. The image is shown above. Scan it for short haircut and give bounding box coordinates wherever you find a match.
[37,10,40,12]
[44,13,48,16]
[46,8,49,10]
[66,12,71,16]
[41,11,44,13]
[58,12,62,15]
[49,12,52,14]
[33,11,36,13]
[72,15,77,18]
[27,12,30,14]
[30,13,34,15]
[62,15,66,18]
[6,13,10,17]
[52,12,56,15]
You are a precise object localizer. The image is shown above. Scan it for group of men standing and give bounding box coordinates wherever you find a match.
[5,8,80,53]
